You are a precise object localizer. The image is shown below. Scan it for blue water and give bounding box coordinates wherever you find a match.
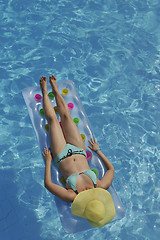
[0,0,160,239]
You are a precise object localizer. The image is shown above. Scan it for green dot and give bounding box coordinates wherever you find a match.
[45,124,49,132]
[60,176,66,186]
[91,169,99,177]
[39,108,44,116]
[73,117,79,125]
[48,92,55,99]
[54,106,58,114]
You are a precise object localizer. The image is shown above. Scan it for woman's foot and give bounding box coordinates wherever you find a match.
[49,75,58,94]
[40,76,47,95]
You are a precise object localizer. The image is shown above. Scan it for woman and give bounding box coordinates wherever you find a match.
[41,75,114,203]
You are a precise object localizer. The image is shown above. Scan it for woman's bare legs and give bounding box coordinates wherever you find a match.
[49,75,86,151]
[40,76,66,158]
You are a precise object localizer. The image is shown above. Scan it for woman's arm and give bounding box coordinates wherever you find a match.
[88,138,114,189]
[42,147,76,202]
[95,149,114,189]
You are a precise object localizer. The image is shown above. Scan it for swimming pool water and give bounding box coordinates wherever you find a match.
[0,0,160,239]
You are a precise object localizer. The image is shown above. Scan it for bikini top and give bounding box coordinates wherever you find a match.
[66,170,97,194]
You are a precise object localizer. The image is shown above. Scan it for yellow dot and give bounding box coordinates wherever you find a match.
[62,88,69,96]
[45,124,49,132]
[81,134,86,142]
[54,106,58,114]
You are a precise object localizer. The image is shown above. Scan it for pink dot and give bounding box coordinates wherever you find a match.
[59,121,62,128]
[67,102,74,110]
[86,151,92,161]
[34,94,42,102]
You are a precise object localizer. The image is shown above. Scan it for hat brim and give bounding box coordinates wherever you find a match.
[71,188,115,228]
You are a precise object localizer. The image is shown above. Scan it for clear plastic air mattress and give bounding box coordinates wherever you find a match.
[22,80,125,233]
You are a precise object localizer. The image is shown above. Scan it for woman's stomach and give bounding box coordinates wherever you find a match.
[59,154,90,179]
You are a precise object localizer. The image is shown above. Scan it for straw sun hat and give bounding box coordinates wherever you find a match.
[71,188,115,228]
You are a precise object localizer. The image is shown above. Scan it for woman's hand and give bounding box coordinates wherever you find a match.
[88,138,100,152]
[42,146,52,164]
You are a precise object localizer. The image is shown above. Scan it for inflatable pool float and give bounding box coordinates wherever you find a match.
[22,80,125,233]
